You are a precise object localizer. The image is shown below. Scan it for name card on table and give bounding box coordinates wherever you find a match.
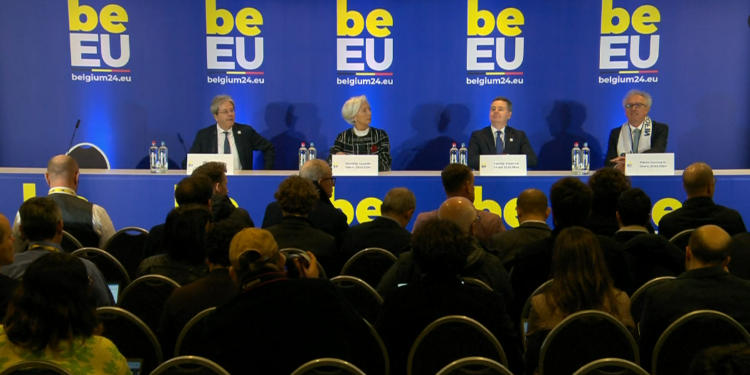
[186,154,235,175]
[479,155,528,176]
[625,153,675,176]
[332,155,379,176]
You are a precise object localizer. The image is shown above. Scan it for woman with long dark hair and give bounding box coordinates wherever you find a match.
[0,252,130,374]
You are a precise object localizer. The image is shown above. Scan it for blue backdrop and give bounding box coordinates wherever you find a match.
[1,0,749,170]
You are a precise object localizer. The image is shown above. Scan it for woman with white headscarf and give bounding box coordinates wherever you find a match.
[327,95,392,171]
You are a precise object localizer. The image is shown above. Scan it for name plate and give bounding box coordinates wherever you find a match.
[186,154,235,175]
[625,153,675,176]
[479,155,528,176]
[332,155,379,176]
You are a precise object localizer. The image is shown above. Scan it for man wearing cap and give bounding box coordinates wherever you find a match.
[201,228,374,374]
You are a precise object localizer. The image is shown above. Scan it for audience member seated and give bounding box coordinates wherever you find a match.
[379,197,514,309]
[339,187,415,262]
[659,162,747,240]
[727,233,750,280]
[640,225,750,370]
[12,155,115,252]
[688,343,750,375]
[1,197,113,306]
[512,177,632,321]
[201,228,371,375]
[158,219,248,358]
[491,188,551,269]
[585,168,632,237]
[143,175,214,258]
[0,214,18,320]
[0,252,130,374]
[262,159,348,248]
[137,205,212,285]
[192,162,254,226]
[615,188,684,288]
[266,176,337,272]
[376,219,524,375]
[412,164,505,247]
[525,226,635,375]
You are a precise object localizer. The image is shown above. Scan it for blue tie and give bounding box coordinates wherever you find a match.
[223,131,231,154]
[495,131,504,154]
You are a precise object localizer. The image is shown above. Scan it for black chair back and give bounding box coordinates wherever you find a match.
[629,276,675,325]
[330,276,382,325]
[408,315,508,375]
[67,143,110,169]
[340,248,397,288]
[461,277,493,291]
[572,358,649,375]
[175,307,216,358]
[290,358,366,375]
[71,248,131,297]
[150,356,230,375]
[0,361,73,375]
[361,319,390,375]
[118,275,180,333]
[520,279,553,351]
[668,229,695,252]
[436,357,512,375]
[539,310,638,375]
[103,227,149,281]
[652,310,750,375]
[61,231,83,253]
[97,307,163,374]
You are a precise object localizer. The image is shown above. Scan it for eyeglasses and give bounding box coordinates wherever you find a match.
[625,103,648,109]
[320,177,337,186]
[218,109,235,115]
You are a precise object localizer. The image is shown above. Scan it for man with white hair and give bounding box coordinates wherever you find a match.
[605,89,669,170]
[327,95,392,171]
[186,94,275,170]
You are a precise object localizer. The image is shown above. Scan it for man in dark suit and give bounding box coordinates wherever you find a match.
[262,159,349,249]
[467,96,537,169]
[605,90,669,169]
[490,188,551,270]
[639,225,750,371]
[658,162,747,240]
[614,188,684,289]
[192,162,254,227]
[339,187,415,260]
[185,95,274,170]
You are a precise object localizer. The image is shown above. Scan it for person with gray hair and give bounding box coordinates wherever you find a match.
[340,187,416,261]
[185,94,275,170]
[605,89,669,170]
[327,95,392,171]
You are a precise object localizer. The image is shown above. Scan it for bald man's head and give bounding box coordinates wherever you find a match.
[517,189,549,221]
[381,188,416,216]
[437,197,477,234]
[46,155,79,189]
[683,162,715,198]
[300,159,331,181]
[688,225,731,268]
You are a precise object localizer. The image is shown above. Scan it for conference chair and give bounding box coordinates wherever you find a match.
[67,142,111,169]
[435,357,513,375]
[629,276,675,326]
[407,315,508,375]
[537,310,638,375]
[103,226,149,281]
[572,358,649,375]
[652,310,750,375]
[461,277,494,291]
[362,318,390,375]
[0,361,74,375]
[117,275,180,334]
[520,279,553,351]
[71,247,131,296]
[174,307,216,358]
[61,231,83,253]
[97,307,163,374]
[668,229,695,252]
[340,248,398,288]
[280,248,328,279]
[330,276,383,324]
[290,359,366,375]
[150,356,230,375]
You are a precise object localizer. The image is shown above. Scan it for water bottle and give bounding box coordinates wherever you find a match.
[571,142,581,175]
[308,142,317,160]
[299,142,308,170]
[459,143,468,166]
[581,142,591,175]
[158,141,168,173]
[449,143,458,164]
[149,141,158,173]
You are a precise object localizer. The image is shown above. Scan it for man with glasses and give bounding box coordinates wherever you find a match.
[185,95,275,170]
[658,162,747,240]
[605,89,669,170]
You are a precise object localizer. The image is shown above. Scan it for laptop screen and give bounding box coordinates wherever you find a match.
[127,359,142,375]
[108,283,119,304]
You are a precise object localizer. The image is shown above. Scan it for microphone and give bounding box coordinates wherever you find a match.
[67,119,81,153]
[177,133,189,155]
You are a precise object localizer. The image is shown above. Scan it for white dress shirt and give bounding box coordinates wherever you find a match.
[216,124,243,170]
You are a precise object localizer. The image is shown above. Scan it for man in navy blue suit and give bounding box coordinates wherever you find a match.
[467,96,537,170]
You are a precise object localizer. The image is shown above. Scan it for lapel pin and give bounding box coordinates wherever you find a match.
[238,131,242,135]
[510,138,514,142]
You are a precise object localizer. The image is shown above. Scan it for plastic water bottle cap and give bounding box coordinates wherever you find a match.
[310,143,314,147]
[161,141,165,146]
[152,141,156,144]
[574,142,579,146]
[301,142,305,146]
[584,142,588,147]
[461,143,466,147]
[452,142,456,147]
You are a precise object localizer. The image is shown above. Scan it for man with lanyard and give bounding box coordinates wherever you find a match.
[1,197,114,307]
[12,155,115,253]
[605,89,669,170]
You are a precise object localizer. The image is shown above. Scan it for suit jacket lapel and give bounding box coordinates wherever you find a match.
[483,127,495,153]
[505,126,516,153]
[210,126,219,153]
[232,125,246,158]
